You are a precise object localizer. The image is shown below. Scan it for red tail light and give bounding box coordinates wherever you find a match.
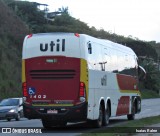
[22,82,28,97]
[75,82,86,105]
[27,34,32,39]
[74,33,80,37]
[79,82,85,97]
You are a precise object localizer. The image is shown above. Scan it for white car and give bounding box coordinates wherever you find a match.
[0,98,23,121]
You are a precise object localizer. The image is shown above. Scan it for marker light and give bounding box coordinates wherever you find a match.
[74,33,80,37]
[22,82,28,97]
[27,34,33,39]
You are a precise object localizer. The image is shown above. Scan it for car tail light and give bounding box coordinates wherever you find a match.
[23,82,28,97]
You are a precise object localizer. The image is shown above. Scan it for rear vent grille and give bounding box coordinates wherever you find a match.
[30,70,76,80]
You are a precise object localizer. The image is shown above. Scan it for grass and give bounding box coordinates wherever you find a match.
[141,89,160,99]
[82,115,160,136]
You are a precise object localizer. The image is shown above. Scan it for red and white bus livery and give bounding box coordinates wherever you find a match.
[22,33,142,128]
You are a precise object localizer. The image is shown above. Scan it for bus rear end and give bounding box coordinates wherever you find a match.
[22,33,88,126]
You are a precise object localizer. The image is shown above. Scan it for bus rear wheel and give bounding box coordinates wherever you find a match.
[127,102,135,120]
[42,119,67,129]
[93,105,103,128]
[103,104,110,126]
[58,122,67,127]
[42,119,52,129]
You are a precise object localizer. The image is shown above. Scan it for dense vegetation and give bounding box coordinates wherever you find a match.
[0,0,160,98]
[0,0,29,98]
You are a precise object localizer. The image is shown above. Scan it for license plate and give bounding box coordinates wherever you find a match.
[47,109,58,114]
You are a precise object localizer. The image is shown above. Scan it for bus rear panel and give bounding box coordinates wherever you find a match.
[22,33,88,123]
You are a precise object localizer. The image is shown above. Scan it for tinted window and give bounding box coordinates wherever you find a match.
[88,42,102,71]
[102,48,118,72]
[103,47,137,76]
[117,52,137,76]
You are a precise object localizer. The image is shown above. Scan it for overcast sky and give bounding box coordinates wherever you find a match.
[26,0,160,43]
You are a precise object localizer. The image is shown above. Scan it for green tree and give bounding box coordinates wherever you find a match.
[58,6,69,14]
[5,0,46,32]
[140,59,160,93]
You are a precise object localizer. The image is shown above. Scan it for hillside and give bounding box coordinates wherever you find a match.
[0,0,159,99]
[154,43,160,58]
[4,0,158,60]
[0,0,29,98]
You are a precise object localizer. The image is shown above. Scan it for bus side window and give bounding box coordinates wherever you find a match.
[87,42,92,54]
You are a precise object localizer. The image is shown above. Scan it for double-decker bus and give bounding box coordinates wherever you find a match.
[22,33,144,128]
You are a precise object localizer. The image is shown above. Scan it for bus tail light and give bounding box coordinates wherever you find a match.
[79,82,86,102]
[27,34,33,39]
[23,82,28,97]
[74,33,80,37]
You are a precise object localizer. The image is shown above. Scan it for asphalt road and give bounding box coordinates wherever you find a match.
[0,98,160,135]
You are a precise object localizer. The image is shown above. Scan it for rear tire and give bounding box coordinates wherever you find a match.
[93,105,103,128]
[58,122,67,127]
[102,104,110,126]
[42,120,67,129]
[127,102,135,120]
[42,119,52,129]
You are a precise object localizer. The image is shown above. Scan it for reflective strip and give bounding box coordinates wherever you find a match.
[80,59,88,101]
[22,59,26,82]
[120,90,141,96]
[32,104,73,107]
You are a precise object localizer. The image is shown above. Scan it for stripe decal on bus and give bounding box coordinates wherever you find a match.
[80,59,88,101]
[116,74,141,96]
[22,59,26,82]
[116,96,130,116]
[120,90,141,96]
[32,104,73,107]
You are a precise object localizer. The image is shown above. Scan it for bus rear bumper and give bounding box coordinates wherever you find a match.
[23,102,87,122]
